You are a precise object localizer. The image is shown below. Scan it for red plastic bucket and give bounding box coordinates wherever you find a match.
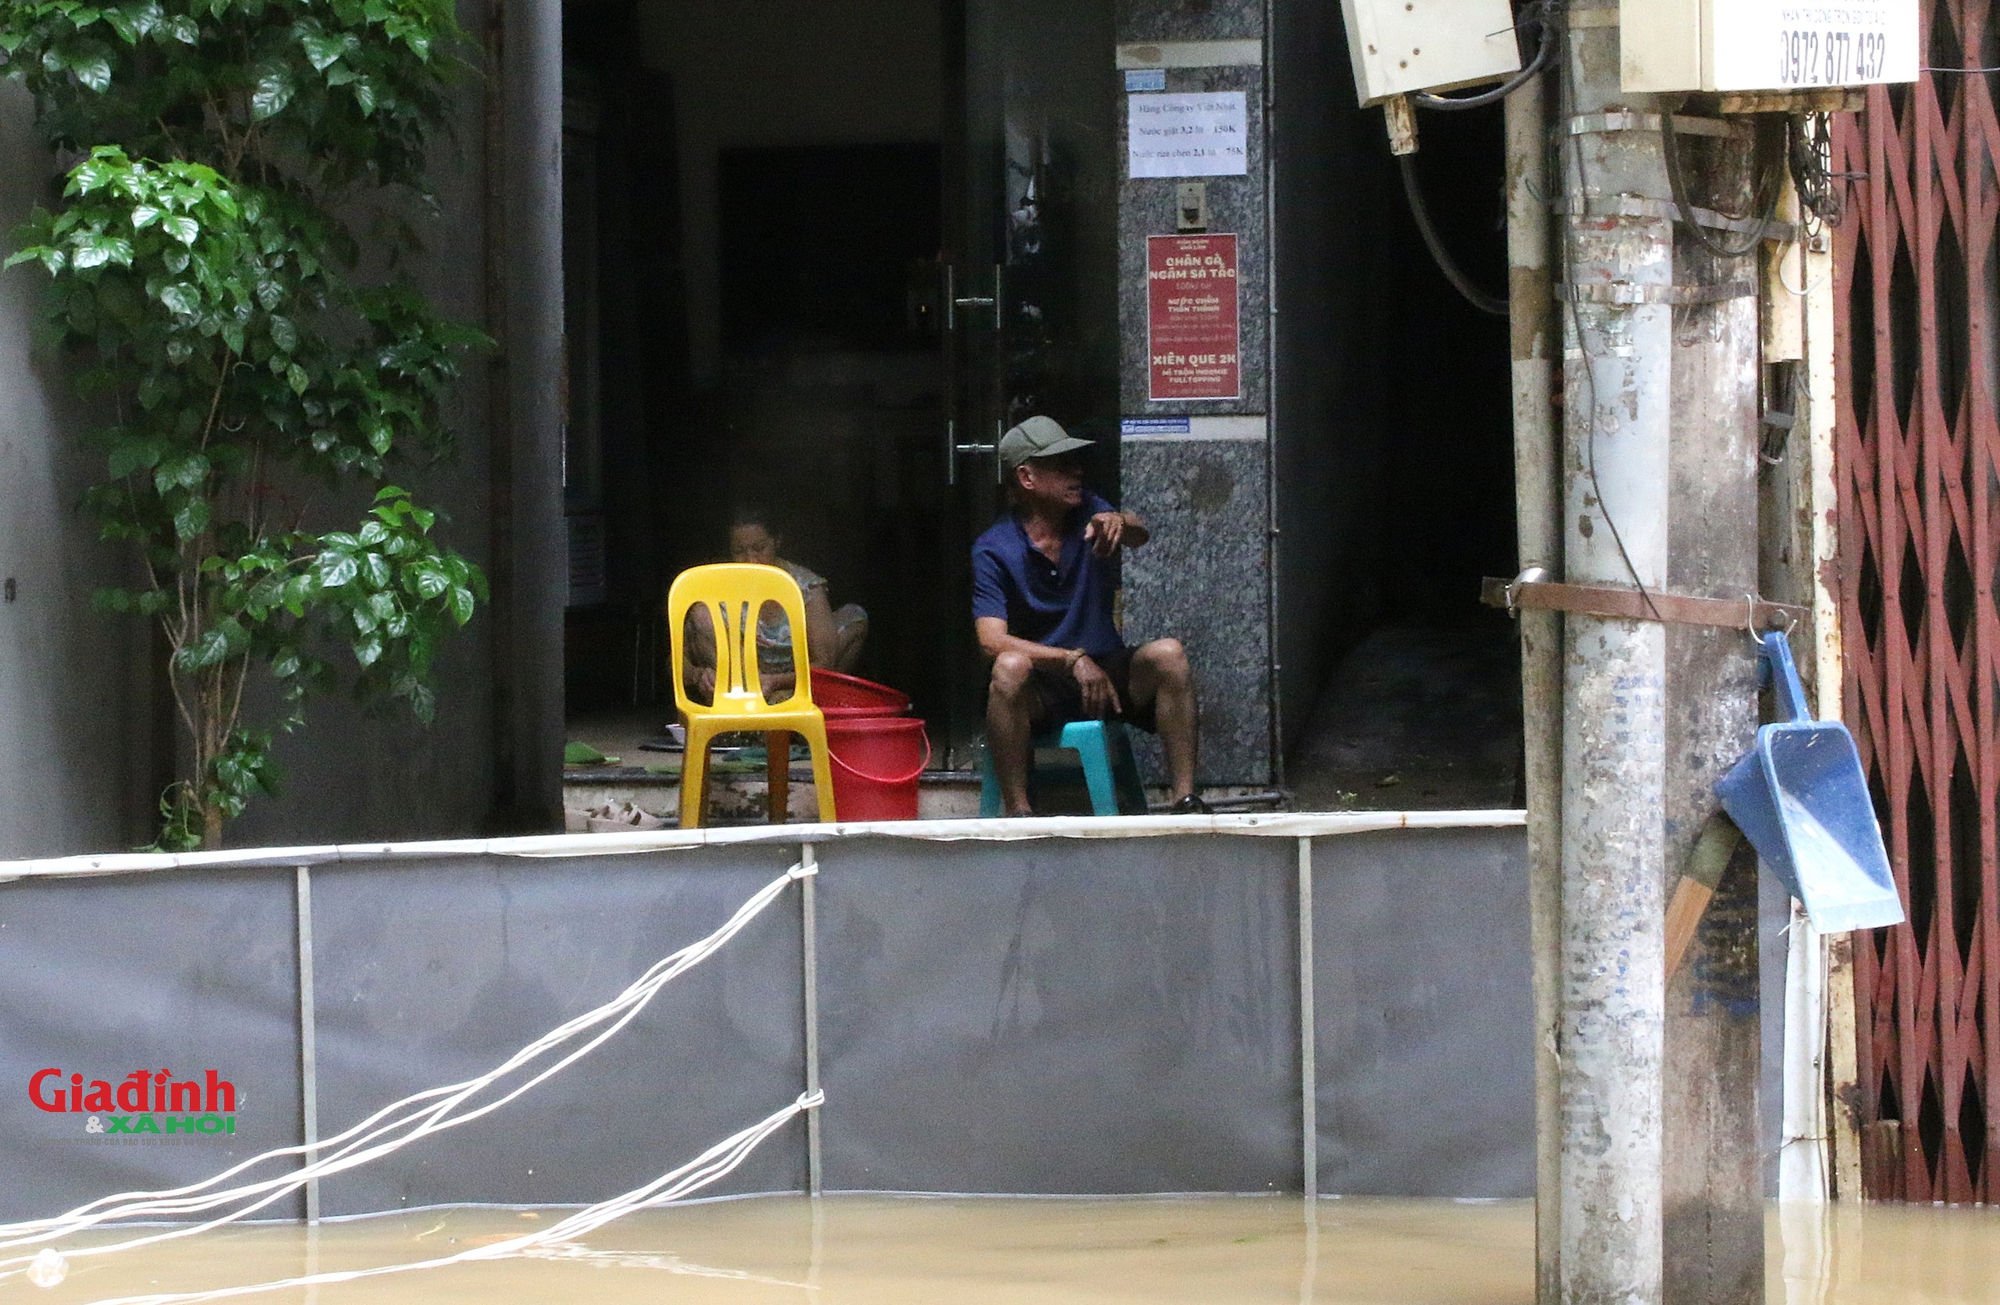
[824,716,931,821]
[812,669,911,719]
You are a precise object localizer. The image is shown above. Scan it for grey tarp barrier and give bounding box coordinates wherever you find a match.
[0,868,304,1222]
[0,820,1539,1218]
[309,848,808,1214]
[816,836,1300,1193]
[1313,828,1534,1197]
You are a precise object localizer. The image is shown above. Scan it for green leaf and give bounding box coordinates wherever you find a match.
[412,565,449,600]
[166,14,197,41]
[300,29,347,71]
[5,246,65,274]
[252,65,295,118]
[172,496,209,540]
[286,362,308,395]
[153,451,209,492]
[268,315,297,353]
[71,232,132,269]
[107,436,162,477]
[161,213,198,244]
[71,52,112,91]
[158,283,197,315]
[177,628,229,669]
[316,553,358,587]
[449,585,475,625]
[352,634,383,667]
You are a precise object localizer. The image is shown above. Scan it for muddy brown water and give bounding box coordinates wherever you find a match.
[12,1195,2000,1303]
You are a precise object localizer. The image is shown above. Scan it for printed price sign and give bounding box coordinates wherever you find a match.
[1147,234,1240,402]
[1127,93,1248,178]
[1712,1,1917,90]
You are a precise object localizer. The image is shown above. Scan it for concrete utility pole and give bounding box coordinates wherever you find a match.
[1552,4,1766,1302]
[1556,6,1673,1295]
[1658,121,1765,1305]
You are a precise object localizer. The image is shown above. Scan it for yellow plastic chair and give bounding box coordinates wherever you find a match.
[668,563,837,828]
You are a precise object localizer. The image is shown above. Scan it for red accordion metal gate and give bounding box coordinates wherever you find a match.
[1834,0,2000,1202]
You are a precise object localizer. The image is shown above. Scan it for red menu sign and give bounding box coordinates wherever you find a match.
[1146,233,1240,401]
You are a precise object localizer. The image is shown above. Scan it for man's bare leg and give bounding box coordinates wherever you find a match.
[986,651,1037,815]
[1129,638,1197,802]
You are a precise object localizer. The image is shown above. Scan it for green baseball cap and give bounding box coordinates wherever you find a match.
[999,415,1095,474]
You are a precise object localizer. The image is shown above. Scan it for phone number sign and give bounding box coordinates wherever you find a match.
[1146,234,1240,402]
[1713,1,1916,90]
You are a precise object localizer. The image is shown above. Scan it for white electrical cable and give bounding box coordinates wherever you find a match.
[0,860,816,1279]
[79,1090,824,1305]
[1776,241,1832,298]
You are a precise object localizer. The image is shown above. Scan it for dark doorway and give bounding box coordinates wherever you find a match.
[719,144,943,356]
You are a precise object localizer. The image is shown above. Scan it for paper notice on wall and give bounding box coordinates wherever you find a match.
[1147,234,1240,401]
[1127,92,1248,178]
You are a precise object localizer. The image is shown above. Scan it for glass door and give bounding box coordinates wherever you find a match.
[939,0,1122,765]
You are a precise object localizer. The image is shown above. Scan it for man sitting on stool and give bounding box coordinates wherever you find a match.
[972,415,1206,816]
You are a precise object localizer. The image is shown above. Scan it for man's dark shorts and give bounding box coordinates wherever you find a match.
[1012,645,1158,733]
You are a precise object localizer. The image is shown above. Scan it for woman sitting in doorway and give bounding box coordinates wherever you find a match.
[683,506,868,702]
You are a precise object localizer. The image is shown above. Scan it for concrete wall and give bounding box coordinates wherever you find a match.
[229,14,506,849]
[1,0,564,854]
[0,84,154,859]
[634,0,944,387]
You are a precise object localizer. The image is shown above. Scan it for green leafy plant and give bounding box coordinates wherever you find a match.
[0,0,487,848]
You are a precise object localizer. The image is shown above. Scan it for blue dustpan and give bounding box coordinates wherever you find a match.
[1716,633,1904,933]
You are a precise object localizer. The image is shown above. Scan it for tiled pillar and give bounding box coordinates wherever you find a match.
[1115,4,1272,786]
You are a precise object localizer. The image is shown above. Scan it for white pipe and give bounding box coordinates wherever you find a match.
[1779,903,1830,1202]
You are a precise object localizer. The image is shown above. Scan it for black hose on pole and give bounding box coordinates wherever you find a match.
[1398,153,1509,317]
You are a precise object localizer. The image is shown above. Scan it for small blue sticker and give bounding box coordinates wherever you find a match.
[1121,416,1192,435]
[1124,69,1167,92]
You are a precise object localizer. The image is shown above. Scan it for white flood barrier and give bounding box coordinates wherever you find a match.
[0,814,1544,1224]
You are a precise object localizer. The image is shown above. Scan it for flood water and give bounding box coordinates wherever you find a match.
[13,1194,2000,1304]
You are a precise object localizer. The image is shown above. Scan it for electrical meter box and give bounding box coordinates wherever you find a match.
[1621,0,1919,92]
[1339,0,1522,106]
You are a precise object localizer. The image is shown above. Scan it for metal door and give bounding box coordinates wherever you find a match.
[938,0,1122,765]
[1835,2,2000,1201]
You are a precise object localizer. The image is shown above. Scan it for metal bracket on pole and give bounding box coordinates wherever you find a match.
[1558,280,1758,305]
[1483,571,1807,633]
[1568,111,1742,138]
[1558,195,1797,244]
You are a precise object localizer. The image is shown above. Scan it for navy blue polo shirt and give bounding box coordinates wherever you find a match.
[970,491,1124,659]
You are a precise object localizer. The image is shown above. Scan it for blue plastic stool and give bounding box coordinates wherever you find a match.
[979,720,1149,816]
